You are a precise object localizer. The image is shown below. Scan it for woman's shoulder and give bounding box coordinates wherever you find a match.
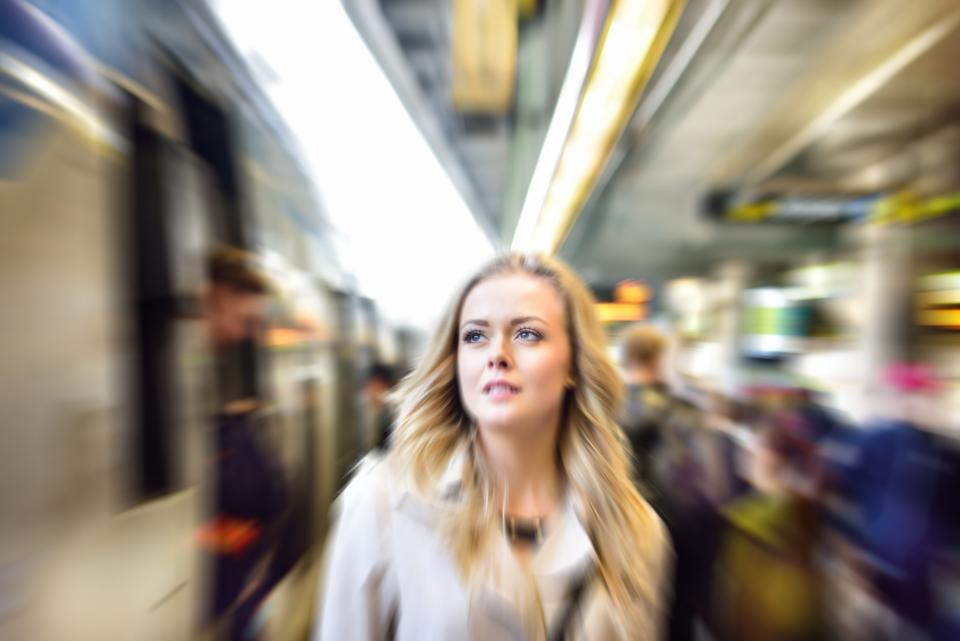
[336,453,400,510]
[329,453,407,536]
[323,453,408,576]
[336,446,464,521]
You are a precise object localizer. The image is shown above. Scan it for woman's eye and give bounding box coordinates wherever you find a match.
[516,328,542,342]
[462,330,485,344]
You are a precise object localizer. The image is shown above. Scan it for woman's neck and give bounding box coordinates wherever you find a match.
[478,425,562,519]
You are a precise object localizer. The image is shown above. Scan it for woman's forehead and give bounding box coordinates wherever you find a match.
[460,272,565,322]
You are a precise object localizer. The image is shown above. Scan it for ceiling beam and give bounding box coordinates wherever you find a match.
[711,0,960,189]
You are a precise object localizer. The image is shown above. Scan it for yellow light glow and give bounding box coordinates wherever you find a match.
[596,302,648,323]
[917,309,960,328]
[575,93,619,138]
[615,280,651,303]
[267,328,302,348]
[558,142,601,181]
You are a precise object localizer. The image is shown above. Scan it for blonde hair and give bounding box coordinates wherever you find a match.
[390,253,665,636]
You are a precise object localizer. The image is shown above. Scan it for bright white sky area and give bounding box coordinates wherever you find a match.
[209,0,494,329]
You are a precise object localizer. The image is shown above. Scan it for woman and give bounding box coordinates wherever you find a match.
[315,254,669,640]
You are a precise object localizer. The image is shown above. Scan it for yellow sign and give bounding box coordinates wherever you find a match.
[452,0,517,113]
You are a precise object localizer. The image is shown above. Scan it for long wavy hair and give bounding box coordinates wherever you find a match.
[389,253,666,636]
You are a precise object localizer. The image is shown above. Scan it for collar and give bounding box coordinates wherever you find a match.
[531,494,594,581]
[482,489,596,628]
[393,445,597,634]
[394,444,596,576]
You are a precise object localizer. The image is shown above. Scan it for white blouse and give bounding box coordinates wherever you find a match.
[313,452,667,641]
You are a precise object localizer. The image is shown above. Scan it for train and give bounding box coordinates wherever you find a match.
[0,0,390,638]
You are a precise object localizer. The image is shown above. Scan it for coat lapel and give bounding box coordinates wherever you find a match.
[391,448,598,640]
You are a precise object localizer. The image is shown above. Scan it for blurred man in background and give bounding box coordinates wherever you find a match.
[617,325,722,641]
[206,247,271,352]
[200,248,289,641]
[617,324,674,494]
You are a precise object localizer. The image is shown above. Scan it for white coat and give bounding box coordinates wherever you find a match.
[313,451,667,641]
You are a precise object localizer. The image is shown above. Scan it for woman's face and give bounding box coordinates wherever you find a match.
[457,272,572,437]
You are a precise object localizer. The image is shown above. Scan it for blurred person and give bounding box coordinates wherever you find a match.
[653,399,721,641]
[199,247,289,641]
[703,392,756,500]
[652,392,755,641]
[314,253,669,641]
[616,323,674,494]
[367,362,399,451]
[712,419,826,641]
[832,363,960,640]
[794,387,846,444]
[616,327,736,641]
[206,247,271,351]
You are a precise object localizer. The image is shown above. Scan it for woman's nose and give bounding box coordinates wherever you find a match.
[487,354,509,369]
[487,339,512,370]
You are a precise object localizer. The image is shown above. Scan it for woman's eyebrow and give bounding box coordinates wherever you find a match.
[460,316,547,330]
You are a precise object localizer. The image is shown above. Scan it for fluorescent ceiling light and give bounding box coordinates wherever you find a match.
[513,0,685,253]
[512,0,609,252]
[742,11,960,185]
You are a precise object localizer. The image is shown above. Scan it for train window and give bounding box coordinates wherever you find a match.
[172,72,261,405]
[162,147,217,489]
[163,147,216,313]
[172,73,247,248]
[123,80,240,499]
[125,94,178,498]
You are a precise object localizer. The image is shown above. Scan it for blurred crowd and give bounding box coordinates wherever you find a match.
[615,324,960,641]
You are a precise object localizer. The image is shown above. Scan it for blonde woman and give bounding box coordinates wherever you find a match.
[315,254,669,641]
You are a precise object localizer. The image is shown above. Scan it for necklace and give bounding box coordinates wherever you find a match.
[504,515,546,544]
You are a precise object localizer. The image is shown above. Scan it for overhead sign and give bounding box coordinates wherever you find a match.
[702,190,879,223]
[703,189,960,225]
